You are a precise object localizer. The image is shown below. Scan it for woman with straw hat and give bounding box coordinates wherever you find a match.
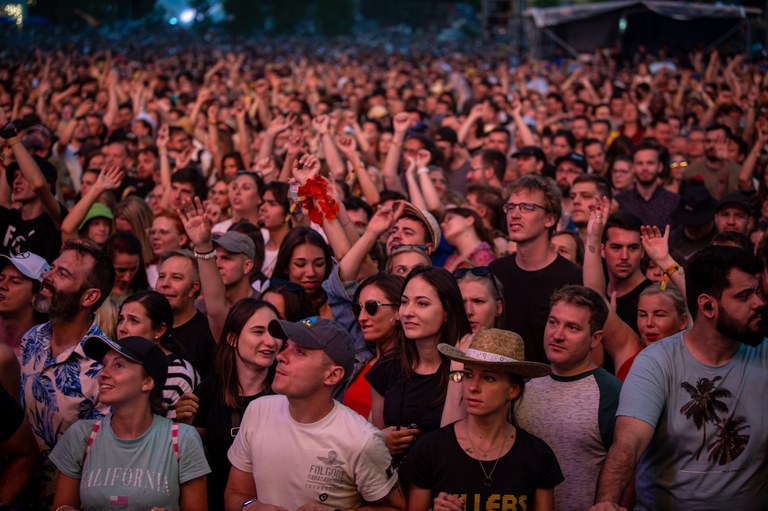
[401,328,563,511]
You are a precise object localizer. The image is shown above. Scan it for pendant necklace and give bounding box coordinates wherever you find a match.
[465,420,507,487]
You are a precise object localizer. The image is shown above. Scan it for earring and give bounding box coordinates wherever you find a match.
[507,402,513,424]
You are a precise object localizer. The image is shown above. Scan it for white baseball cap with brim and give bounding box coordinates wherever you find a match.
[438,328,550,379]
[0,252,50,282]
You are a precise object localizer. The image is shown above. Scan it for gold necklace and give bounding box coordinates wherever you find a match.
[464,420,507,487]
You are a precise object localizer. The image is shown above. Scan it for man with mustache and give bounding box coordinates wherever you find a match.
[18,239,115,507]
[591,246,768,511]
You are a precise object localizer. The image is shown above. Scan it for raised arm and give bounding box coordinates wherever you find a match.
[339,205,394,282]
[583,197,643,371]
[740,119,767,192]
[640,225,685,300]
[178,196,228,341]
[336,134,380,206]
[61,164,123,242]
[156,124,172,212]
[381,113,409,194]
[0,115,61,224]
[102,70,119,130]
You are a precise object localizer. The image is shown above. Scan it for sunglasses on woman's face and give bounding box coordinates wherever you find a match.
[352,300,398,317]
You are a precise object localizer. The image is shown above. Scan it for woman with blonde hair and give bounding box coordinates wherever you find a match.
[114,196,154,264]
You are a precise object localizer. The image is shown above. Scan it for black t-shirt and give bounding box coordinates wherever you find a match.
[401,423,564,509]
[0,385,24,443]
[366,355,445,434]
[0,204,67,264]
[171,311,216,379]
[490,254,582,364]
[193,376,265,511]
[615,278,653,335]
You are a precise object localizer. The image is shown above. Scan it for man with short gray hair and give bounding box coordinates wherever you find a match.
[156,249,214,378]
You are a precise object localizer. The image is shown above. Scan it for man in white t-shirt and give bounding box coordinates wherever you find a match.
[225,317,404,511]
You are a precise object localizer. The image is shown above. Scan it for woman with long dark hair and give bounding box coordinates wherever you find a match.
[366,266,471,458]
[342,273,404,418]
[185,299,282,510]
[272,226,334,318]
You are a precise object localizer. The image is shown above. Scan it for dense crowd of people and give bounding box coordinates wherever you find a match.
[1,34,767,510]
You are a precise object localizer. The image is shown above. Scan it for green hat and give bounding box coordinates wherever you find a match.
[79,203,114,230]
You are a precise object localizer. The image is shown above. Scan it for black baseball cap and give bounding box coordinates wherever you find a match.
[84,336,168,390]
[674,184,716,227]
[512,146,546,161]
[716,192,752,215]
[268,317,355,380]
[555,152,588,173]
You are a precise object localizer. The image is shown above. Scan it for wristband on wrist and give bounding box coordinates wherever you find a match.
[194,248,216,260]
[417,167,430,176]
[6,137,20,148]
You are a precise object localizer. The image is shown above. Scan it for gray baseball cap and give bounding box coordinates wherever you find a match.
[213,231,256,259]
[268,317,355,380]
[0,252,50,282]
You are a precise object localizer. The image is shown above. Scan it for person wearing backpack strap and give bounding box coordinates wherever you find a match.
[49,336,210,511]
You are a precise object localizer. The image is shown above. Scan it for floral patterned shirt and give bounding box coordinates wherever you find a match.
[19,319,110,506]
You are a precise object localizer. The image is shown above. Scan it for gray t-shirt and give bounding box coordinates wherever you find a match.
[50,414,210,511]
[618,332,768,510]
[515,368,621,511]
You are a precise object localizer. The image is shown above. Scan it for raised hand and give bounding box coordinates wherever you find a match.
[392,112,411,135]
[415,148,431,169]
[640,225,671,265]
[95,164,124,192]
[253,156,277,176]
[292,153,320,186]
[156,123,169,150]
[285,130,305,157]
[367,203,397,237]
[335,134,357,158]
[178,196,213,250]
[311,114,330,135]
[587,196,611,246]
[267,113,296,135]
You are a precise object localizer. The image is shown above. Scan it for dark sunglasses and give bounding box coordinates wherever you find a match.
[452,266,500,294]
[352,300,398,317]
[269,277,305,293]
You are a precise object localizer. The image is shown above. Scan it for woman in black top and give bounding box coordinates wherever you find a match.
[180,299,282,510]
[366,266,470,458]
[402,328,562,511]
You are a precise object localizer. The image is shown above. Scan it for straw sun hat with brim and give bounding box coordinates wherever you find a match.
[438,328,550,379]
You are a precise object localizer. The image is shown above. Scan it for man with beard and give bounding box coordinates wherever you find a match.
[615,141,679,229]
[591,246,768,511]
[683,124,742,200]
[18,239,115,507]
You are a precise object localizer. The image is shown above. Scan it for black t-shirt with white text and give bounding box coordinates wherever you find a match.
[0,204,67,264]
[401,423,564,510]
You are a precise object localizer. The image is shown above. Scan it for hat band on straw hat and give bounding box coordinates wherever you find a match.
[465,349,519,363]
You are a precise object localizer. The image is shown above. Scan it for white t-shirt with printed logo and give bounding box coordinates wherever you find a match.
[228,395,397,510]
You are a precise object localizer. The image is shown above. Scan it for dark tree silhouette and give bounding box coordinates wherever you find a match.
[708,415,750,465]
[680,376,732,460]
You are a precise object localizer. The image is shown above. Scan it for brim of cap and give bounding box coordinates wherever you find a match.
[83,336,143,365]
[268,319,324,350]
[213,238,253,258]
[0,254,45,281]
[716,201,750,213]
[437,343,550,378]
